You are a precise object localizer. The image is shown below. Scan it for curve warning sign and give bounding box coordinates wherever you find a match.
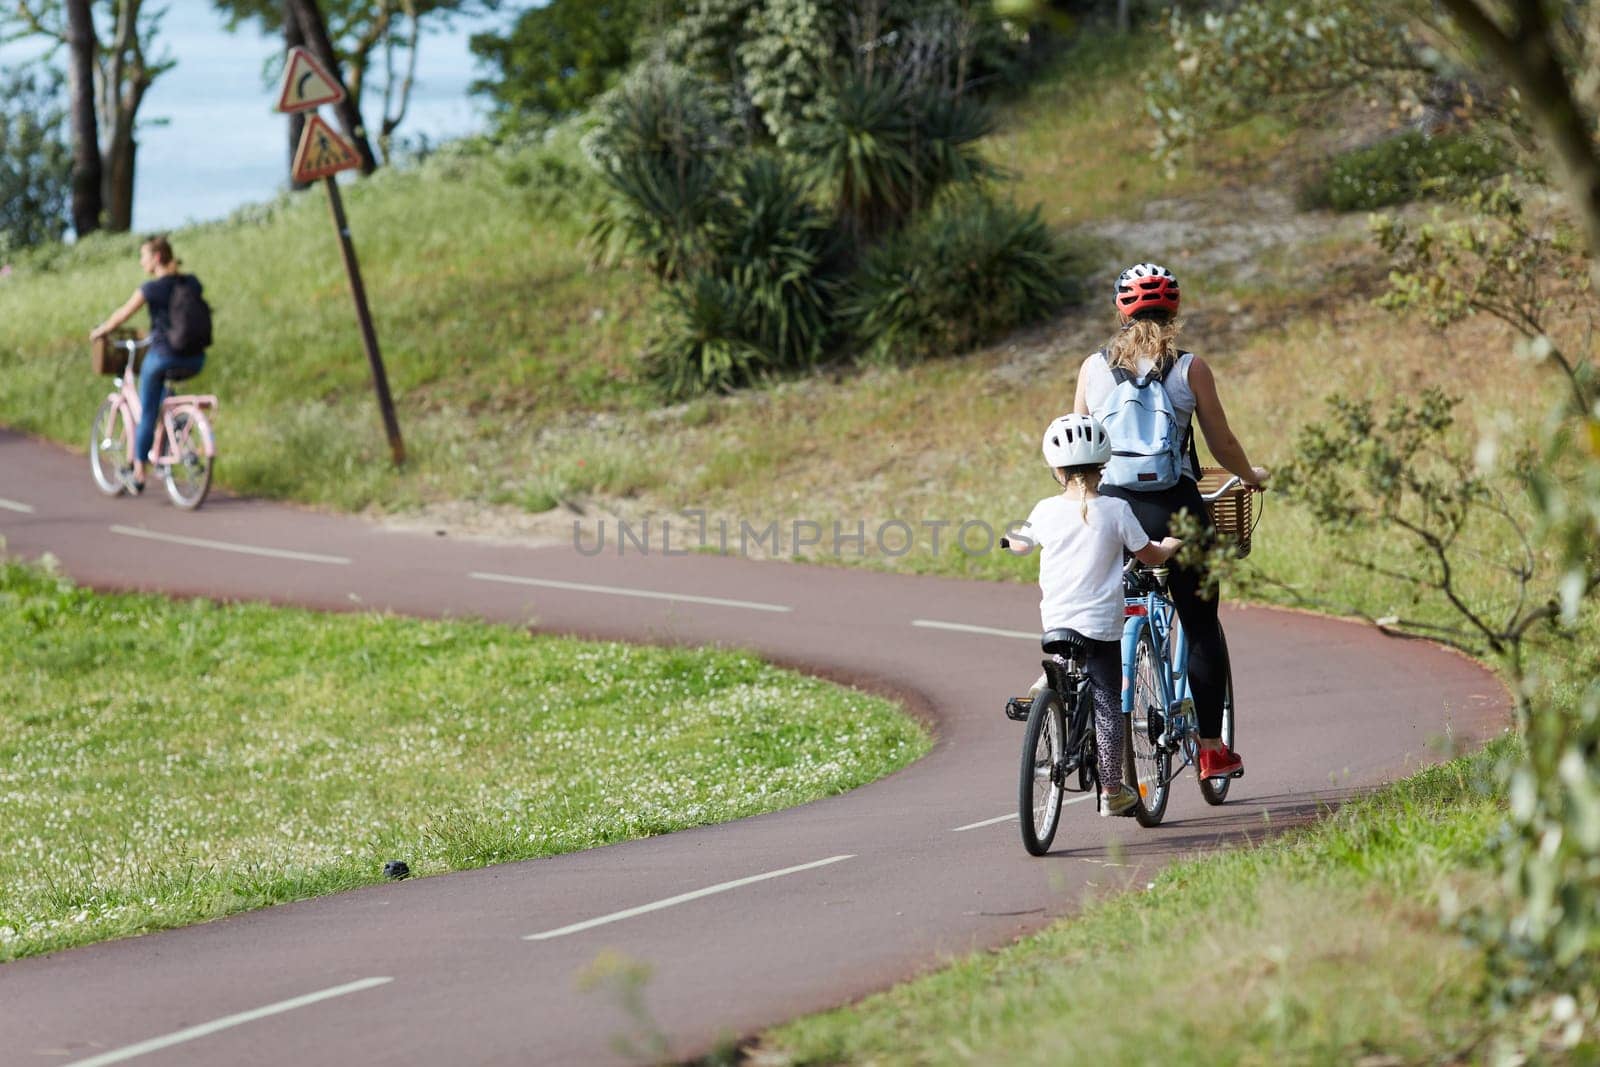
[277,46,345,113]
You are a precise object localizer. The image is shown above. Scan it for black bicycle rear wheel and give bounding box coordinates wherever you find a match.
[1124,626,1172,826]
[1019,689,1066,856]
[1199,628,1236,806]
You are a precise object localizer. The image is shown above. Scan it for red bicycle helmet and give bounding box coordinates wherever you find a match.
[1114,262,1180,319]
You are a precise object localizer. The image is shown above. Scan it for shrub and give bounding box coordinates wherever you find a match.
[843,191,1083,363]
[705,156,841,367]
[1301,131,1507,212]
[644,273,772,398]
[802,70,996,249]
[584,63,735,279]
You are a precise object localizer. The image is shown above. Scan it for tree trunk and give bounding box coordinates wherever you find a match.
[1117,0,1130,34]
[286,0,310,191]
[284,0,379,174]
[64,0,103,236]
[105,111,137,232]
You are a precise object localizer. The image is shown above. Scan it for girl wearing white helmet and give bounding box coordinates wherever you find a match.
[1073,263,1268,780]
[1005,413,1181,815]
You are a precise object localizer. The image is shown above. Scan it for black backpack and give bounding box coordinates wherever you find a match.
[167,275,213,356]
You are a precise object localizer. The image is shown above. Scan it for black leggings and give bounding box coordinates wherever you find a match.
[1101,479,1231,740]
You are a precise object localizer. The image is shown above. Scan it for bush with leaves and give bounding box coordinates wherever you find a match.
[584,63,734,280]
[705,155,840,366]
[1147,0,1441,168]
[844,191,1080,363]
[1301,130,1507,212]
[645,154,840,395]
[802,68,996,250]
[469,0,657,129]
[1371,181,1598,1018]
[645,273,771,398]
[0,66,70,256]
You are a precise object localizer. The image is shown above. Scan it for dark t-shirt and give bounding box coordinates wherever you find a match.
[140,274,203,354]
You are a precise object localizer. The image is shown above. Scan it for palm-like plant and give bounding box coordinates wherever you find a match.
[845,191,1077,363]
[802,69,998,251]
[646,273,771,398]
[708,155,840,367]
[585,62,732,280]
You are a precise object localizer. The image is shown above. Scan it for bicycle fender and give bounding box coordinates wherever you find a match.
[1119,616,1147,714]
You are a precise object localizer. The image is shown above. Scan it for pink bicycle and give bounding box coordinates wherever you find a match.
[89,337,217,510]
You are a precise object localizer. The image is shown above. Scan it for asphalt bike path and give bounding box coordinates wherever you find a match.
[0,427,1507,1066]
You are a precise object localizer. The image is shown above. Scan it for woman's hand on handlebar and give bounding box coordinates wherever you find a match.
[1243,465,1270,491]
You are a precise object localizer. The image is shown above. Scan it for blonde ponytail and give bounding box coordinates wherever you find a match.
[1105,317,1183,378]
[1055,465,1102,524]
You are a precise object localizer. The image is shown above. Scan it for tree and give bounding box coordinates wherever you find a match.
[216,0,492,166]
[3,0,174,233]
[64,0,102,236]
[469,0,656,129]
[0,66,72,254]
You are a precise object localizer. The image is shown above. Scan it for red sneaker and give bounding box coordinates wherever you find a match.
[1198,745,1243,779]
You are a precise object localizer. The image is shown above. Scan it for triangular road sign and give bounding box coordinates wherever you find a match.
[277,45,345,113]
[292,114,362,183]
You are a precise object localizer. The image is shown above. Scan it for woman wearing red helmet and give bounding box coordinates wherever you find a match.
[1072,262,1268,779]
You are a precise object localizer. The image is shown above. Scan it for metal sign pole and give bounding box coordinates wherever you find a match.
[322,176,405,466]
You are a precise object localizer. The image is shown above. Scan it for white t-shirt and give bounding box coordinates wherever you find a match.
[1081,350,1200,481]
[1021,493,1151,641]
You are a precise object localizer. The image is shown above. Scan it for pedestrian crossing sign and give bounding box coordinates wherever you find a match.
[291,114,361,183]
[276,46,344,113]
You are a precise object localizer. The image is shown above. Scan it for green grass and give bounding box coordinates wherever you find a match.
[0,557,928,961]
[748,738,1518,1066]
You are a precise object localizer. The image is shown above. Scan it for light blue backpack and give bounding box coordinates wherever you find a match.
[1098,351,1192,491]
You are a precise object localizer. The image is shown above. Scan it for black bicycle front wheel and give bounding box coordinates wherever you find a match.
[1200,627,1236,806]
[1124,626,1172,827]
[1019,689,1067,856]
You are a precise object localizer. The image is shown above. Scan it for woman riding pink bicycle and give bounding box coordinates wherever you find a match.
[89,236,208,495]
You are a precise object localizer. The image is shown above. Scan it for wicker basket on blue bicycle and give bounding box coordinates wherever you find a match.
[1198,466,1254,558]
[91,329,144,377]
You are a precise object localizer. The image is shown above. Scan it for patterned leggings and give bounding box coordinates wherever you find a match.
[1033,635,1125,791]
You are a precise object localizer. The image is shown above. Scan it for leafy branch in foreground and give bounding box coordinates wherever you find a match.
[1274,390,1565,694]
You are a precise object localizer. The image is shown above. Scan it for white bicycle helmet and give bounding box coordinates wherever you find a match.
[1041,414,1112,468]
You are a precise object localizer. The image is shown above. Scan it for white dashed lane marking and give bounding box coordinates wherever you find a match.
[64,977,393,1067]
[0,497,35,514]
[524,855,853,941]
[109,525,351,564]
[951,794,1099,832]
[912,619,1035,641]
[470,571,792,613]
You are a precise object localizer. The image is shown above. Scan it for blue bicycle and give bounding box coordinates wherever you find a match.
[1119,472,1255,826]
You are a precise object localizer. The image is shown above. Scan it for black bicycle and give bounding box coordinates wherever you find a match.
[1007,628,1103,856]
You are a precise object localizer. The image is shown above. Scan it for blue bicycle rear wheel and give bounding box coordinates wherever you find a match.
[1200,628,1236,805]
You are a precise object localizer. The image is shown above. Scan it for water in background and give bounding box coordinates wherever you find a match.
[3,4,508,233]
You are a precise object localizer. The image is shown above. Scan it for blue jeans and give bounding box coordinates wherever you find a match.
[135,347,206,465]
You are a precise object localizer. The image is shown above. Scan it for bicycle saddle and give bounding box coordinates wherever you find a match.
[1040,628,1090,656]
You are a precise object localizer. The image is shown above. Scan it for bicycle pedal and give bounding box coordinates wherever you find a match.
[1004,696,1031,722]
